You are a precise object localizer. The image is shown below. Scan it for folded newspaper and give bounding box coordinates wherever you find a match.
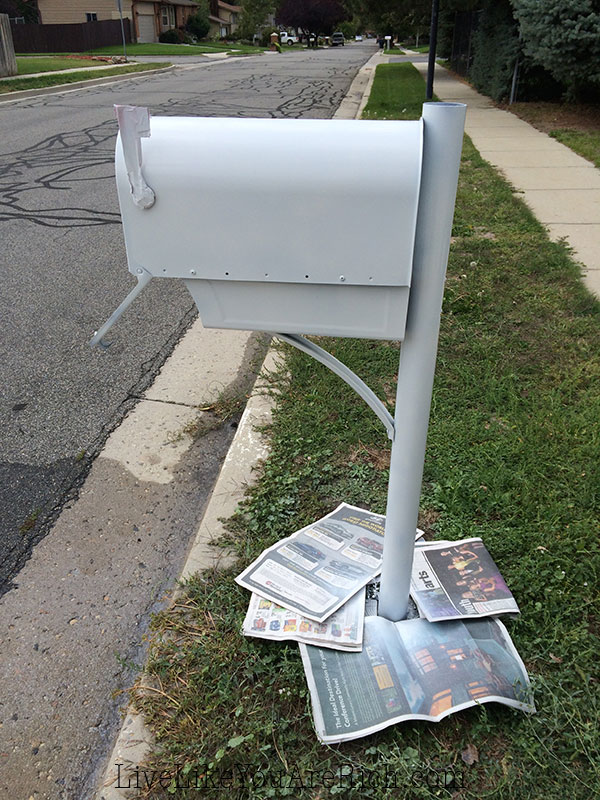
[235,503,423,623]
[411,538,519,621]
[300,616,535,744]
[242,588,365,651]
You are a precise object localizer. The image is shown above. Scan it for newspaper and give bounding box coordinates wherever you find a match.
[235,503,423,623]
[242,588,365,651]
[411,538,519,621]
[300,615,535,744]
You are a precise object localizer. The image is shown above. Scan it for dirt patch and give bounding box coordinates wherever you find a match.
[504,101,600,134]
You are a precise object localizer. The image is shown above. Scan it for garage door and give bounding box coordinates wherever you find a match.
[137,12,156,43]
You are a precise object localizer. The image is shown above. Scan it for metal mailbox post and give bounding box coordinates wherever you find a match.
[92,102,466,622]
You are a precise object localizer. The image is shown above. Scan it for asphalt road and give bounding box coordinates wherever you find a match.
[0,42,376,593]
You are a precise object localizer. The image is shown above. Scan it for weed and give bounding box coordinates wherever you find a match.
[19,509,40,535]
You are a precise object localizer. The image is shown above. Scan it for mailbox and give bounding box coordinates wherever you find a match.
[114,110,423,340]
[95,102,466,622]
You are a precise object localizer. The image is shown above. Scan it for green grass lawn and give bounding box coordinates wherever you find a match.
[16,56,102,74]
[362,62,429,119]
[0,62,166,94]
[549,130,600,169]
[87,41,264,56]
[130,63,600,799]
[403,44,430,53]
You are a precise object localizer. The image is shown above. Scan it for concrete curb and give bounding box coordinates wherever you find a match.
[96,349,279,800]
[334,50,381,120]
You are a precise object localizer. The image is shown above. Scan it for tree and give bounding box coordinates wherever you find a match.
[512,0,600,99]
[0,0,38,22]
[237,0,275,40]
[186,0,210,39]
[276,0,347,36]
[350,0,430,38]
[469,0,519,101]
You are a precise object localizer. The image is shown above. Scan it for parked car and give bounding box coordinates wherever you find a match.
[279,32,299,46]
[331,32,345,46]
[355,34,363,41]
[314,522,353,540]
[329,560,368,577]
[288,541,326,561]
[357,536,383,554]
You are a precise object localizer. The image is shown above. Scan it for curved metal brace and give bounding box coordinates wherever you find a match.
[274,333,395,441]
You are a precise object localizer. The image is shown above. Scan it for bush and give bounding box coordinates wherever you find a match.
[158,28,191,44]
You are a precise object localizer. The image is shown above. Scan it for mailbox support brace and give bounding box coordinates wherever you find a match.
[378,102,466,622]
[275,333,395,441]
[89,269,152,348]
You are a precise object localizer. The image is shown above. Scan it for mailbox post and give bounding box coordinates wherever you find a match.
[92,101,466,622]
[378,102,466,620]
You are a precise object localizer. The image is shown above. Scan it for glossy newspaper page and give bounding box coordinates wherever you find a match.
[242,588,365,651]
[300,616,534,744]
[410,538,519,622]
[235,504,390,623]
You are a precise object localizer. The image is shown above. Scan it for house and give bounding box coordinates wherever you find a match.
[208,0,239,39]
[34,0,198,43]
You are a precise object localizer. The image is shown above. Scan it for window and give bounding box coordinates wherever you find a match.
[161,5,175,27]
[86,12,98,22]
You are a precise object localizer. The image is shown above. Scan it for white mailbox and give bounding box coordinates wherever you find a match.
[94,102,466,622]
[115,113,423,340]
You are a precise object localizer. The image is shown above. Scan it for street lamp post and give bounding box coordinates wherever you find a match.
[426,0,440,100]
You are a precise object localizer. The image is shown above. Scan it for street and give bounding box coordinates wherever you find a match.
[0,42,374,593]
[0,42,375,800]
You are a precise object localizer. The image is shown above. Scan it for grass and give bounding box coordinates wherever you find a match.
[362,62,428,120]
[403,44,430,54]
[86,42,264,56]
[16,56,103,74]
[129,63,600,798]
[0,62,167,94]
[549,130,600,169]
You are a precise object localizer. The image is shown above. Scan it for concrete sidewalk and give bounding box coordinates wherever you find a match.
[410,59,600,298]
[1,61,139,80]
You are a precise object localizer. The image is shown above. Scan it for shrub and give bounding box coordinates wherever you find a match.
[158,28,189,44]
